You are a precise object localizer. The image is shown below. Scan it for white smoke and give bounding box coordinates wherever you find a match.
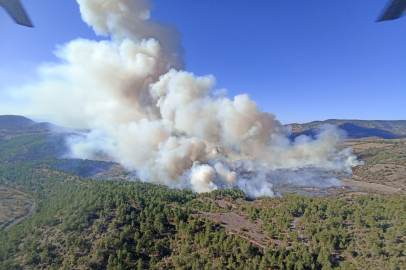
[238,172,275,198]
[5,0,362,197]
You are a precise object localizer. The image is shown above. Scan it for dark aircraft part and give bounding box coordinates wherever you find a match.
[0,0,33,27]
[377,0,406,21]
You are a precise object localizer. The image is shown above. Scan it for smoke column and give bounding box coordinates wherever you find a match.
[10,0,362,197]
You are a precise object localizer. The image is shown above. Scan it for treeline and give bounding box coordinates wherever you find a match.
[0,162,327,270]
[229,194,406,270]
[0,133,64,163]
[0,159,405,269]
[357,142,406,166]
[56,159,116,178]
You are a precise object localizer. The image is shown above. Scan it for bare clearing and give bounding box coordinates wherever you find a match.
[0,185,33,230]
[195,197,237,209]
[340,178,403,195]
[368,164,406,182]
[91,164,130,181]
[339,137,406,195]
[343,142,389,152]
[200,210,287,248]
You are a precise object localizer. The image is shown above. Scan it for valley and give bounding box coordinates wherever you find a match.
[0,115,406,270]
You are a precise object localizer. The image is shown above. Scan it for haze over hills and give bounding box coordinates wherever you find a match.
[2,115,406,140]
[0,115,63,138]
[1,114,406,269]
[291,119,406,139]
[0,0,405,267]
[0,115,68,164]
[0,115,36,128]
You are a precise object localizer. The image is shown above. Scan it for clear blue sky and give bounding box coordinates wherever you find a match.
[0,0,405,124]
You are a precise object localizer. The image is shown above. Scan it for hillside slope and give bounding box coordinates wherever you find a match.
[291,119,406,139]
[0,116,406,269]
[0,116,69,163]
[0,115,36,128]
[0,115,57,138]
[3,115,406,139]
[1,161,405,270]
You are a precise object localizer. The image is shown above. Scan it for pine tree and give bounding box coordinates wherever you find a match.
[137,258,144,270]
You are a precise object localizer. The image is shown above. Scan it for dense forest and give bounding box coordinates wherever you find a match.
[0,119,405,269]
[1,160,405,269]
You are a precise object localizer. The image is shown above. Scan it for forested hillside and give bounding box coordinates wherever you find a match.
[0,160,405,270]
[0,116,36,128]
[291,120,406,139]
[0,117,405,269]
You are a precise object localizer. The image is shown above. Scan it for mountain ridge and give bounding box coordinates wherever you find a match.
[0,115,36,128]
[290,119,406,139]
[2,115,406,139]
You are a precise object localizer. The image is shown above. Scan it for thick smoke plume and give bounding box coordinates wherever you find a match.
[10,0,362,197]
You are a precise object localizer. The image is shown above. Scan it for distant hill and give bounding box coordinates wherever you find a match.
[290,119,406,139]
[2,115,406,140]
[0,115,69,162]
[0,115,36,128]
[0,115,65,138]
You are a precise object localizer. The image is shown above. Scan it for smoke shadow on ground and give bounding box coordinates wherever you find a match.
[56,159,115,178]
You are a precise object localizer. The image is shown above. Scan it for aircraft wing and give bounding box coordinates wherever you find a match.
[377,0,406,21]
[0,0,33,27]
